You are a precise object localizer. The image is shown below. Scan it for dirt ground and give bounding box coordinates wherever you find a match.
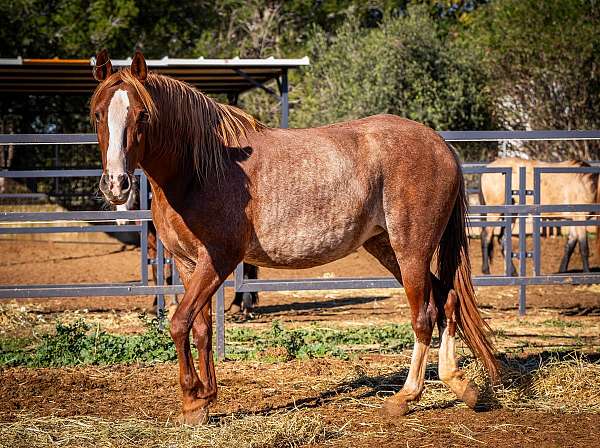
[1,236,599,446]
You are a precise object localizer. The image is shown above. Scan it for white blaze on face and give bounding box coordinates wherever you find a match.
[107,89,130,177]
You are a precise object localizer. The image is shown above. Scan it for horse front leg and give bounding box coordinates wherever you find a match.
[480,225,492,275]
[169,257,232,425]
[192,302,216,407]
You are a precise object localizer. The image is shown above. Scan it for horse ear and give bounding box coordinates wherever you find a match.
[93,49,112,82]
[130,50,148,82]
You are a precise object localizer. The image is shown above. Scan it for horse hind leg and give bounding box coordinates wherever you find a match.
[364,234,434,416]
[435,282,479,408]
[480,225,493,275]
[577,227,590,273]
[559,228,578,273]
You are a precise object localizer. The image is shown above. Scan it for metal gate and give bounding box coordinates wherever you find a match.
[1,130,600,359]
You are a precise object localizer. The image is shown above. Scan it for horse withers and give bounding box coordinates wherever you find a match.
[480,158,600,275]
[91,49,498,424]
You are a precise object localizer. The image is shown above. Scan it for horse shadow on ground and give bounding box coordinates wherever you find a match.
[244,295,392,316]
[210,350,600,421]
[555,266,600,274]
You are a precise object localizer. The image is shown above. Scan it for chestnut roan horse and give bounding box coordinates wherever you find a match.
[91,50,498,424]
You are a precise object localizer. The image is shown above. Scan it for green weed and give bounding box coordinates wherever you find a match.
[0,318,413,367]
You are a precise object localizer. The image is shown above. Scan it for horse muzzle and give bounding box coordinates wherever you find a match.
[99,171,132,205]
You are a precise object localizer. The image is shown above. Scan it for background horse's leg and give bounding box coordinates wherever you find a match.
[577,227,590,273]
[559,228,578,273]
[229,264,259,315]
[498,225,517,276]
[170,256,231,425]
[480,225,493,275]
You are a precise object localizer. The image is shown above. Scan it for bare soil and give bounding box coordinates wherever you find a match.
[1,236,599,446]
[1,358,599,447]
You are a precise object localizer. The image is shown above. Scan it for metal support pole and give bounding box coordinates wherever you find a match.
[280,69,288,128]
[216,285,225,360]
[533,168,542,276]
[156,235,165,318]
[518,166,527,315]
[140,172,149,286]
[504,169,513,276]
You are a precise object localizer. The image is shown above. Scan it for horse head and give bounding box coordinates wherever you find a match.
[91,49,152,205]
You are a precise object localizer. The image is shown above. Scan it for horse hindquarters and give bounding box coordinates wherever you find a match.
[366,155,497,416]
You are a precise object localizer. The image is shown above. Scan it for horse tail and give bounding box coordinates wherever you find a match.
[438,159,500,383]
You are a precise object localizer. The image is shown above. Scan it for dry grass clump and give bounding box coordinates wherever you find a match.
[466,353,600,413]
[0,303,47,337]
[411,353,600,414]
[0,411,336,448]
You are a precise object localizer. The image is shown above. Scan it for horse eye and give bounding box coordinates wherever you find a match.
[138,111,149,123]
[94,111,101,122]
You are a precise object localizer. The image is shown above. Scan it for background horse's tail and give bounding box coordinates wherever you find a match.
[438,161,500,383]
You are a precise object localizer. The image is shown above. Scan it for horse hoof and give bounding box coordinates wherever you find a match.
[461,381,479,409]
[379,397,410,418]
[178,407,209,426]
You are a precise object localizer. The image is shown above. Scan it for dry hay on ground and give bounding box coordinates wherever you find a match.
[0,410,337,448]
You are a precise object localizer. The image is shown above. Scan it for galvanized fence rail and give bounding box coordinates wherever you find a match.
[1,131,600,359]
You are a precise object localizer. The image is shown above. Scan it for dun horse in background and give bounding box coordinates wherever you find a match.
[480,158,600,275]
[91,49,498,424]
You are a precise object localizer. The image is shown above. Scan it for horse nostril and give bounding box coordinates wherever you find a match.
[119,173,131,192]
[99,173,109,190]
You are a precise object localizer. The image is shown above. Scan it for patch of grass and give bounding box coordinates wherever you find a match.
[226,320,414,361]
[0,411,338,448]
[0,318,414,367]
[539,318,582,329]
[0,315,177,367]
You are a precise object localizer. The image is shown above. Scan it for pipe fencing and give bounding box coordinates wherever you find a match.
[1,131,600,359]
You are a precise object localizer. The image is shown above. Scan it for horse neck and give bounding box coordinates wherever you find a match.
[139,147,195,207]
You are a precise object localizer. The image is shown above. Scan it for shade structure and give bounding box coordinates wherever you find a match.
[0,56,309,95]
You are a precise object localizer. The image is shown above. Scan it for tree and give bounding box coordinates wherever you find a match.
[462,0,600,160]
[291,5,493,139]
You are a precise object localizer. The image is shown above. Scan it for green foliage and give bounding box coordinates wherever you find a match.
[2,0,598,166]
[540,319,582,329]
[292,5,493,134]
[0,316,177,367]
[227,320,414,361]
[0,318,414,367]
[461,0,600,159]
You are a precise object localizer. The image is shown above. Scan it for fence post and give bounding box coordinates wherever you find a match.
[140,172,149,286]
[533,168,542,276]
[504,168,513,276]
[155,235,165,319]
[216,285,225,360]
[518,166,527,315]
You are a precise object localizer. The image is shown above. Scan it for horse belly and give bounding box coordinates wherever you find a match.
[246,218,381,268]
[245,187,383,268]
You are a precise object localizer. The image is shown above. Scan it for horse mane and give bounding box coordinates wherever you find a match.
[90,69,265,181]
